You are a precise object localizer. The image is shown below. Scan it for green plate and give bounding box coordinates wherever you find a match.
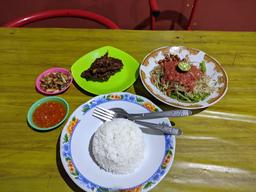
[71,46,140,95]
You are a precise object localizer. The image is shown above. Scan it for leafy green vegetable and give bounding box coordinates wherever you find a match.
[200,61,206,73]
[150,55,212,104]
[169,89,210,103]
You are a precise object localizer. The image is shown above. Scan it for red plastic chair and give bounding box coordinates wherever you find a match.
[148,0,199,30]
[186,0,199,30]
[4,9,120,29]
[149,0,160,30]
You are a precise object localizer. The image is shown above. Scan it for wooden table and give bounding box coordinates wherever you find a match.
[0,28,255,192]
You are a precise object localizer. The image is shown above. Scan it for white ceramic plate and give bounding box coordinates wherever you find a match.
[60,92,175,192]
[140,46,228,109]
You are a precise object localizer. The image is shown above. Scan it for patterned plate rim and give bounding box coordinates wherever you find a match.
[60,92,176,192]
[139,46,228,109]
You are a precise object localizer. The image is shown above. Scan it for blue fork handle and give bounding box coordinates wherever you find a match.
[134,120,182,136]
[128,110,192,120]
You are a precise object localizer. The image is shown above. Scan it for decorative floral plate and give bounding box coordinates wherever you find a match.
[71,46,140,95]
[60,92,175,192]
[140,46,228,109]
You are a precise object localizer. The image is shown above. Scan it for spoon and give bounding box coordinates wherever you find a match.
[110,108,182,136]
[110,107,176,126]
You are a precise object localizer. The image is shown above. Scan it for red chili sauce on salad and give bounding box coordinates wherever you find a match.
[32,101,66,128]
[159,58,203,92]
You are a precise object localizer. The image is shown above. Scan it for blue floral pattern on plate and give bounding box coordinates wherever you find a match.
[61,92,175,192]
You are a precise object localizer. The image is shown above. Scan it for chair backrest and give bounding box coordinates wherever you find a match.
[149,0,160,30]
[4,9,120,29]
[148,0,198,30]
[186,0,199,30]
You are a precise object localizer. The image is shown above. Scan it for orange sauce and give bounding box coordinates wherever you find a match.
[32,101,66,128]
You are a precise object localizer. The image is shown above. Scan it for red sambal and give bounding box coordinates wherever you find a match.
[159,55,203,92]
[32,101,66,128]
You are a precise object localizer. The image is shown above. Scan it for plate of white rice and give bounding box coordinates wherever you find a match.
[60,92,175,192]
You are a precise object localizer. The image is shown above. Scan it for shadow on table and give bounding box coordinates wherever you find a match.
[133,77,206,115]
[56,135,86,192]
[27,120,62,132]
[72,80,96,97]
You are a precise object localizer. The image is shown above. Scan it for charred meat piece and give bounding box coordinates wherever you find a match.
[81,53,123,81]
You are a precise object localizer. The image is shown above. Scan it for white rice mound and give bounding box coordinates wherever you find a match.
[92,118,145,174]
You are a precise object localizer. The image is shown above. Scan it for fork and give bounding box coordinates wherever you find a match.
[94,106,191,120]
[93,107,182,135]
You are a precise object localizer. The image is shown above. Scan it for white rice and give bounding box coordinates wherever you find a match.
[92,118,145,174]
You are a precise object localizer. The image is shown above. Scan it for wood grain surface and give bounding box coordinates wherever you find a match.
[0,28,255,192]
